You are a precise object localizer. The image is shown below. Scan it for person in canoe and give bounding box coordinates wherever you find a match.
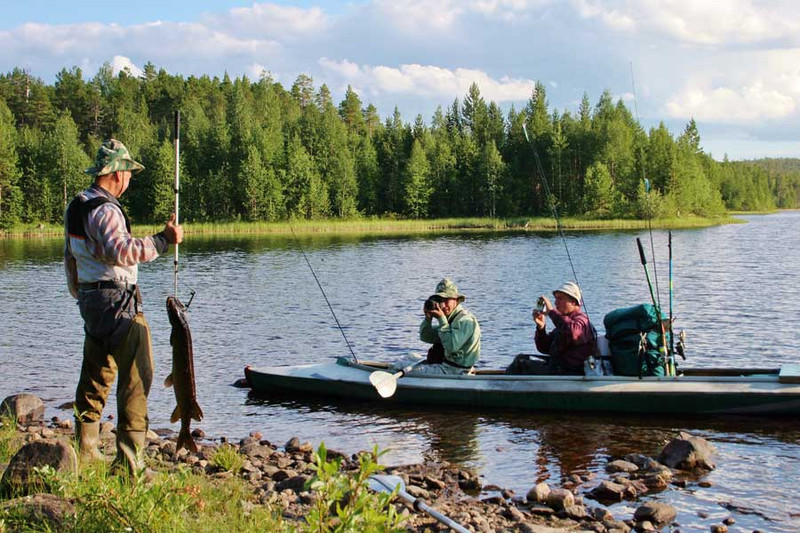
[393,278,481,374]
[506,281,597,375]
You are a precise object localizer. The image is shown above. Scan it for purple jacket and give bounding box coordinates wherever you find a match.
[535,309,597,371]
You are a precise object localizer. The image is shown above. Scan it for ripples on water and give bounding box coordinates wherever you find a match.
[2,213,800,531]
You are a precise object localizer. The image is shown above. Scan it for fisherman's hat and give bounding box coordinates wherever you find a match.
[85,139,145,176]
[433,278,466,303]
[553,281,582,305]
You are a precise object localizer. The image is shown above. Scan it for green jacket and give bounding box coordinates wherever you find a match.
[419,304,481,368]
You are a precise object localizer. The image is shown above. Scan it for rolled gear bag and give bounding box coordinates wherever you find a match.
[603,304,669,377]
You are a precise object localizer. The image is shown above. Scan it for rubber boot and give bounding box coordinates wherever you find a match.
[112,430,147,478]
[75,420,105,463]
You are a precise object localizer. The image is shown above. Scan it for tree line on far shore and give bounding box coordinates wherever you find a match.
[0,63,798,228]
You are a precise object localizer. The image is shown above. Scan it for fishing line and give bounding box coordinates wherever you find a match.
[522,123,590,320]
[629,62,661,308]
[289,225,359,363]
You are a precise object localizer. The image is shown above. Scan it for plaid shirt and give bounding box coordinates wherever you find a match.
[64,185,168,298]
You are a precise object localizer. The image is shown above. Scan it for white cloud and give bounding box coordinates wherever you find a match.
[374,0,464,31]
[666,82,796,122]
[110,55,142,78]
[0,20,283,74]
[208,3,330,40]
[320,58,536,102]
[571,0,800,45]
[662,48,800,123]
[572,0,634,31]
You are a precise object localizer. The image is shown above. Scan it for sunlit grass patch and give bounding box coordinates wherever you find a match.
[208,444,244,473]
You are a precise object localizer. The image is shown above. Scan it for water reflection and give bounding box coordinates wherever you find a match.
[3,213,800,531]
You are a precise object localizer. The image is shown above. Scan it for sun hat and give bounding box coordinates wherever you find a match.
[553,281,582,305]
[85,139,145,176]
[433,278,466,302]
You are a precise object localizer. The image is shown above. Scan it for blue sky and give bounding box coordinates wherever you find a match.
[3,0,799,160]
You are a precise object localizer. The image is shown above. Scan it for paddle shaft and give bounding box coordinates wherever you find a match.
[371,358,428,398]
[374,478,470,533]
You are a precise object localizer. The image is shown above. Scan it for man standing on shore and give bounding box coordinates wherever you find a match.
[64,139,182,475]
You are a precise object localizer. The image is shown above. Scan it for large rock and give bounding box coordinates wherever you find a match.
[275,474,310,493]
[240,443,273,460]
[1,394,45,424]
[0,440,78,496]
[587,480,628,502]
[526,481,551,503]
[545,488,574,510]
[0,493,75,530]
[633,501,677,528]
[607,459,639,473]
[624,453,661,470]
[658,432,716,471]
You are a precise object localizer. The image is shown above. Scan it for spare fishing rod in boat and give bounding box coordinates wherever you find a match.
[521,123,589,318]
[289,225,359,363]
[637,237,672,376]
[668,230,675,368]
[629,62,662,309]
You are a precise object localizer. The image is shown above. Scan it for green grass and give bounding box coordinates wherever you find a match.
[1,214,740,240]
[209,444,245,473]
[0,426,405,533]
[0,414,22,464]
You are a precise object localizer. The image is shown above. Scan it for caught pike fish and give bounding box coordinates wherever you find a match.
[165,296,204,452]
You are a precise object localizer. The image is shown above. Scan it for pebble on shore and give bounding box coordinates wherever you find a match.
[0,393,722,532]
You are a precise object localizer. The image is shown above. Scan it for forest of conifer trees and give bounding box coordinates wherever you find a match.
[0,62,798,229]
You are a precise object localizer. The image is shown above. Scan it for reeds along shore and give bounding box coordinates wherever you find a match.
[0,214,741,239]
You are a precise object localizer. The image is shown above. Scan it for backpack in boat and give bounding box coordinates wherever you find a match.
[603,304,669,377]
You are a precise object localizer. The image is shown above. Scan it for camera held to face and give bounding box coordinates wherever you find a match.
[424,296,442,312]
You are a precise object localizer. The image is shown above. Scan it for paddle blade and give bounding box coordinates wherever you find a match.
[368,474,406,495]
[369,370,398,398]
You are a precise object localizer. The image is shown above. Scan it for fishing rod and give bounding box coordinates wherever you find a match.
[637,237,672,376]
[173,110,180,298]
[668,230,676,370]
[173,110,196,310]
[521,122,589,319]
[630,63,674,375]
[289,225,359,363]
[629,62,662,309]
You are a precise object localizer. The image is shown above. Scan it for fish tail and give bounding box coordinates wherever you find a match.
[192,402,204,422]
[176,426,198,454]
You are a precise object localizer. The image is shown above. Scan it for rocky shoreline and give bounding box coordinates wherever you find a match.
[0,393,744,532]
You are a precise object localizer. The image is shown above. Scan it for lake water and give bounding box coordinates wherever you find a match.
[2,212,799,531]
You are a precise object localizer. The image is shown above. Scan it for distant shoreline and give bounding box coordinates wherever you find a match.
[0,214,744,240]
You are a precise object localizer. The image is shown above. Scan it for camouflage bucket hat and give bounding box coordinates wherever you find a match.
[85,139,145,176]
[433,278,466,302]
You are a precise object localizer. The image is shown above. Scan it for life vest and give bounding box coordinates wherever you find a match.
[66,194,131,240]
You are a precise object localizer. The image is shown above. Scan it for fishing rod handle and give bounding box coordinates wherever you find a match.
[636,237,647,265]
